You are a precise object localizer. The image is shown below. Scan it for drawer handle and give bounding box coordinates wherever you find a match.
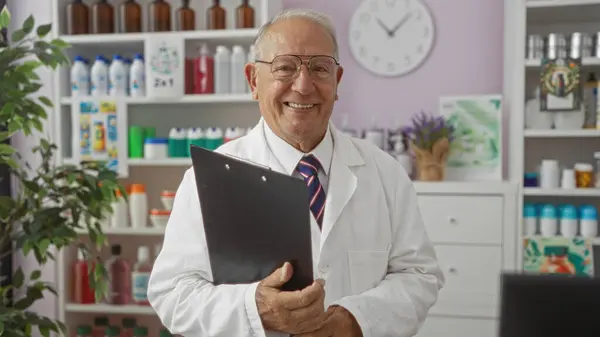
[448,216,457,225]
[448,267,457,274]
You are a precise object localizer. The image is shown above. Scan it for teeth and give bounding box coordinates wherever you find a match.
[287,102,315,109]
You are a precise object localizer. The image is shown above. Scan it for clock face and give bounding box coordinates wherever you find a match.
[348,0,435,77]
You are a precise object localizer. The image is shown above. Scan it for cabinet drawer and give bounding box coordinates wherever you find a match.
[418,195,503,244]
[430,245,502,318]
[416,316,497,337]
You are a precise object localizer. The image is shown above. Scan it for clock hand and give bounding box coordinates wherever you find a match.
[390,12,413,36]
[375,18,394,37]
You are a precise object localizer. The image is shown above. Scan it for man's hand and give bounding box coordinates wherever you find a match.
[256,262,328,334]
[293,305,363,337]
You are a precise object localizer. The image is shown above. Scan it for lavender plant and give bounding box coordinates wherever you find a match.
[402,111,455,152]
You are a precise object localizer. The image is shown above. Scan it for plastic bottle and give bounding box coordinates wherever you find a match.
[91,55,109,96]
[214,46,230,94]
[109,54,128,96]
[110,188,128,228]
[580,205,598,238]
[131,246,153,305]
[539,204,558,237]
[76,325,93,337]
[106,244,131,305]
[71,56,90,97]
[73,248,95,304]
[205,127,224,150]
[364,116,385,149]
[523,203,537,236]
[121,318,136,337]
[92,317,109,337]
[130,54,146,97]
[193,44,214,94]
[187,128,205,155]
[129,184,148,228]
[168,128,188,157]
[230,45,247,94]
[559,204,578,238]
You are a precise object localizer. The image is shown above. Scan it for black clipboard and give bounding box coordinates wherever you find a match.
[190,145,314,292]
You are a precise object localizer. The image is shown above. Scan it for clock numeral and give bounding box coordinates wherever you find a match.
[423,27,429,38]
[360,12,371,25]
[387,62,395,72]
[373,56,380,64]
[416,44,424,53]
[352,30,361,41]
[415,10,422,20]
[360,46,367,57]
[370,1,378,12]
[404,55,411,65]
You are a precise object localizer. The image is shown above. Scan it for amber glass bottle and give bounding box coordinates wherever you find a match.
[66,0,90,35]
[149,0,172,32]
[176,0,195,31]
[119,0,142,33]
[92,0,115,34]
[236,0,254,29]
[207,0,226,30]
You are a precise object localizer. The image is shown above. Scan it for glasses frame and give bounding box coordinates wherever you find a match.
[254,54,340,81]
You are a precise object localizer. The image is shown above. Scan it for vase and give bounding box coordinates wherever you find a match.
[412,137,450,181]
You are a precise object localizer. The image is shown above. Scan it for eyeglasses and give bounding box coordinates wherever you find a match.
[255,54,340,81]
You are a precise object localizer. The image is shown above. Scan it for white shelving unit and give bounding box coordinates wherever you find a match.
[50,0,283,333]
[506,0,600,271]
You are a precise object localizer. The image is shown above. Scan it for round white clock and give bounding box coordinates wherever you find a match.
[348,0,436,77]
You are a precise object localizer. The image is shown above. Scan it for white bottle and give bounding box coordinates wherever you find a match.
[130,53,146,97]
[129,184,148,228]
[246,45,256,93]
[539,204,558,237]
[109,54,127,96]
[559,205,578,238]
[71,55,90,97]
[110,189,128,228]
[580,205,598,238]
[214,45,231,94]
[90,55,109,96]
[230,45,247,94]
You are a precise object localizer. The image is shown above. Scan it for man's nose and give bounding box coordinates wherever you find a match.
[291,65,316,95]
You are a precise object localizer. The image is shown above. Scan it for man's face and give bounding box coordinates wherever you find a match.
[245,18,344,149]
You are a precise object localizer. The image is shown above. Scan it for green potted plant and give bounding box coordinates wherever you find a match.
[0,7,123,336]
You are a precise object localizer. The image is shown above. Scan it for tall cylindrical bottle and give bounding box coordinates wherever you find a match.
[66,0,90,35]
[130,54,146,97]
[106,244,131,305]
[207,0,226,30]
[110,188,128,228]
[230,45,247,94]
[131,246,153,305]
[71,55,90,97]
[91,55,109,96]
[176,0,195,31]
[119,0,142,33]
[149,0,172,32]
[91,0,115,34]
[129,184,148,228]
[193,44,214,94]
[73,248,95,304]
[236,0,254,28]
[214,46,230,94]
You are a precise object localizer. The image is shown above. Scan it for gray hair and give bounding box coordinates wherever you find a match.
[252,8,339,61]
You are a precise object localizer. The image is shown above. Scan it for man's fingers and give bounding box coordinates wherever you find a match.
[279,280,325,309]
[260,262,294,288]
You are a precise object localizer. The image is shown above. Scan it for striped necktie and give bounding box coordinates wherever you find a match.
[296,155,326,228]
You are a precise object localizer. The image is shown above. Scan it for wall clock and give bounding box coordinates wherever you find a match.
[348,0,436,77]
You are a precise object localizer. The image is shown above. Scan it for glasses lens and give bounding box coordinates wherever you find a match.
[309,56,336,79]
[271,55,301,79]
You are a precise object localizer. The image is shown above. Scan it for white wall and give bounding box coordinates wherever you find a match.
[8,0,58,328]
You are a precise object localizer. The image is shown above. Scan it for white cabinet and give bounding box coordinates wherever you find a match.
[413,182,518,337]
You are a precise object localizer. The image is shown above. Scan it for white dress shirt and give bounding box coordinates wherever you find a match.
[263,122,333,193]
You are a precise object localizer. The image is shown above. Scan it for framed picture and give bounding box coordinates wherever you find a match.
[439,94,503,181]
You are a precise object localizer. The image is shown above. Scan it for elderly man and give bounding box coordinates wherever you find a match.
[148,8,444,337]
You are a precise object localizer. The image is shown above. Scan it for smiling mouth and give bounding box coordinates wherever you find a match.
[284,102,316,110]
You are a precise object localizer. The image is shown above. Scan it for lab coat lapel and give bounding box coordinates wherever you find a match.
[319,125,363,251]
[242,119,286,173]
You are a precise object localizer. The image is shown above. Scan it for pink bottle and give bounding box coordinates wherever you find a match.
[106,244,131,305]
[132,246,153,305]
[193,44,214,94]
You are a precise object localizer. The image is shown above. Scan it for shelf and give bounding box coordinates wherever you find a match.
[526,0,600,8]
[65,303,156,315]
[60,94,255,106]
[413,181,514,195]
[526,1,600,23]
[63,158,193,167]
[59,29,260,47]
[524,188,600,196]
[526,57,600,68]
[524,235,600,245]
[76,227,164,236]
[524,129,600,138]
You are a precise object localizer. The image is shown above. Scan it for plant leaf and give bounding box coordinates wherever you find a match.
[22,15,34,34]
[12,268,24,288]
[30,270,42,281]
[36,23,52,38]
[0,5,11,29]
[11,28,26,43]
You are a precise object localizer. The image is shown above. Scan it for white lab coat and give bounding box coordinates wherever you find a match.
[147,119,444,337]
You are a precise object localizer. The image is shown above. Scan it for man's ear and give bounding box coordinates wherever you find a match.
[245,63,258,100]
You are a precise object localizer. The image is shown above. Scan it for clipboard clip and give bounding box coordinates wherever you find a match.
[221,153,272,172]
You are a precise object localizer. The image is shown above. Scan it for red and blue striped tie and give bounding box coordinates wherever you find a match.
[296,155,326,228]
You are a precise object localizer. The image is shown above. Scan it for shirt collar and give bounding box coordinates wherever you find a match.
[263,122,333,176]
